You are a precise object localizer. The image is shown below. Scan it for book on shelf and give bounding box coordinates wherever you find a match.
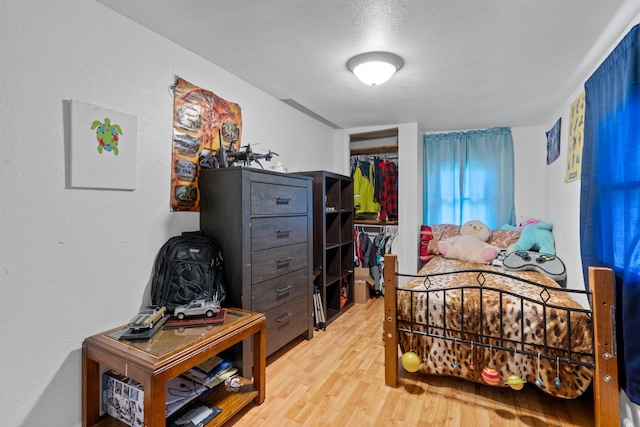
[192,355,225,376]
[182,357,237,388]
[165,355,237,418]
[167,399,222,427]
[201,366,238,388]
[163,309,227,329]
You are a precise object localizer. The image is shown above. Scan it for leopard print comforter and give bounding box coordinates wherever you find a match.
[397,256,593,398]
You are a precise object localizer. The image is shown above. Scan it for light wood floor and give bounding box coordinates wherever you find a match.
[227,296,595,426]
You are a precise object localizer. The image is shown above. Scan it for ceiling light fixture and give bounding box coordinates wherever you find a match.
[347,51,404,86]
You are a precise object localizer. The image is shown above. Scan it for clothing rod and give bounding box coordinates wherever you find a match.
[355,224,398,230]
[351,154,399,159]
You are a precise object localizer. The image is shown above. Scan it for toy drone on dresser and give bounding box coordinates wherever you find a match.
[217,143,279,169]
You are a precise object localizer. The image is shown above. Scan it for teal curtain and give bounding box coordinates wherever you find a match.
[581,23,640,404]
[423,127,515,229]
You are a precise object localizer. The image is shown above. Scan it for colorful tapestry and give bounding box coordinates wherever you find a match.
[565,91,584,183]
[170,77,242,211]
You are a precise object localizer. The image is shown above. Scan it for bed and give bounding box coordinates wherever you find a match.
[383,252,620,427]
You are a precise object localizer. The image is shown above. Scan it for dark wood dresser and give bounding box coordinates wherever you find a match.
[199,168,313,375]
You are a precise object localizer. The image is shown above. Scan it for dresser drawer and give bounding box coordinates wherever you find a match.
[251,216,308,251]
[251,268,308,313]
[251,182,308,215]
[251,242,308,283]
[264,295,309,349]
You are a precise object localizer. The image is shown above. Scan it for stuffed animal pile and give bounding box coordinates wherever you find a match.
[437,220,499,264]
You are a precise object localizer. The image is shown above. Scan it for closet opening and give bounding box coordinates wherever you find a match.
[349,127,399,226]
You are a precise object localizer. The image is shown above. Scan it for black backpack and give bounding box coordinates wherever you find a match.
[150,231,226,313]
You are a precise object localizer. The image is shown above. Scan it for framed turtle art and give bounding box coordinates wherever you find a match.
[69,99,137,190]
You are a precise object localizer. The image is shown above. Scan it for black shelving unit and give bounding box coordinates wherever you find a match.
[297,171,354,325]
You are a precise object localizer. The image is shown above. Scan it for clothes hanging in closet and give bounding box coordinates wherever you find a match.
[377,159,398,221]
[353,226,398,295]
[351,155,397,220]
[357,230,376,268]
[353,160,380,216]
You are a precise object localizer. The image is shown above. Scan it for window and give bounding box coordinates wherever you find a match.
[423,127,515,229]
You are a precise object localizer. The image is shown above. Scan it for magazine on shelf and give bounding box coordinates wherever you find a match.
[182,358,236,388]
[165,376,208,417]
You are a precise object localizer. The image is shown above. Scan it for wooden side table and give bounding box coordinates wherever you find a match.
[82,308,266,427]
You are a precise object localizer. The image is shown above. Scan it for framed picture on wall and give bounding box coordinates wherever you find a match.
[546,118,561,165]
[69,99,137,190]
[565,91,585,183]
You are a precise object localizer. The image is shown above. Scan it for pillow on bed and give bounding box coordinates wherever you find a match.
[426,224,521,255]
[420,225,435,263]
[487,230,521,249]
[427,224,461,255]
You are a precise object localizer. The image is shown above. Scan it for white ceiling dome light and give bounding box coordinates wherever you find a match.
[347,52,404,86]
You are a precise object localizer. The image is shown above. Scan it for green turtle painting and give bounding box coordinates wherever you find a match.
[91,117,122,155]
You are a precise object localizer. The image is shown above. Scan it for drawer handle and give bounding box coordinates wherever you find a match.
[276,257,292,265]
[276,284,293,294]
[276,229,292,237]
[276,197,291,205]
[276,312,293,323]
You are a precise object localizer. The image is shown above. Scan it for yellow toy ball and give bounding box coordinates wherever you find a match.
[505,374,526,390]
[401,351,421,372]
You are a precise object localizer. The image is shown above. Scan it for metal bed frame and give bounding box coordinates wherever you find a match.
[382,253,620,427]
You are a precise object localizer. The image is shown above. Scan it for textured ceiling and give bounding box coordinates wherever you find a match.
[97,0,640,131]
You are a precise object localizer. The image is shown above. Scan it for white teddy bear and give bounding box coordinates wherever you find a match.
[437,220,499,264]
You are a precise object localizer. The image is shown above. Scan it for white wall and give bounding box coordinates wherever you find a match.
[511,126,549,220]
[0,1,335,426]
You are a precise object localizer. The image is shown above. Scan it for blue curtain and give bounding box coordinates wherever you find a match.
[423,127,515,229]
[581,23,640,404]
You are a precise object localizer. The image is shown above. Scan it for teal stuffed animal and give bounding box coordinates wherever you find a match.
[501,218,556,255]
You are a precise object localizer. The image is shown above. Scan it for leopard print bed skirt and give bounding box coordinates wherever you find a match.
[396,256,593,398]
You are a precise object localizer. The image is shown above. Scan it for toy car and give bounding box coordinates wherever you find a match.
[127,306,167,331]
[174,299,221,320]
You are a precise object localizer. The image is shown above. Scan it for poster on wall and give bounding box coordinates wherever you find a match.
[170,77,242,211]
[69,100,137,190]
[565,91,585,183]
[546,118,561,165]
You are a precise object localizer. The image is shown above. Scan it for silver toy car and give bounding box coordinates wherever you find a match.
[127,306,167,330]
[174,299,221,320]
